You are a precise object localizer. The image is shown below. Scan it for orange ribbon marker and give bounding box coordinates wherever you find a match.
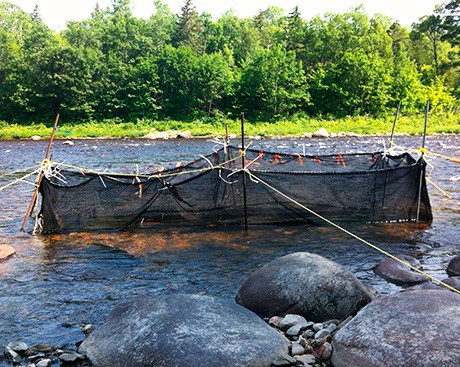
[295,153,303,166]
[336,154,346,167]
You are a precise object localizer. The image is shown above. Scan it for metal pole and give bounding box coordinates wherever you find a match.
[241,112,248,231]
[416,101,429,222]
[389,101,401,147]
[20,113,60,232]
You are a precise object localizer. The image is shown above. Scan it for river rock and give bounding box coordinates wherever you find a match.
[6,340,28,353]
[312,128,329,138]
[4,347,22,363]
[373,254,428,285]
[176,130,192,139]
[331,289,460,367]
[0,245,15,261]
[236,252,375,322]
[80,294,289,367]
[441,276,460,291]
[447,255,460,277]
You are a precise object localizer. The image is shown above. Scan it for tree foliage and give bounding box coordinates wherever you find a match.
[0,0,458,124]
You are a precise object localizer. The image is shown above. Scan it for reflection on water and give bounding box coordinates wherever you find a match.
[0,135,459,349]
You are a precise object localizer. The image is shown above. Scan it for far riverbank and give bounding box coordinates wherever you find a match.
[1,114,459,140]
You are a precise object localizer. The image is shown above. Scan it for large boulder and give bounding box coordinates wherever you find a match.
[332,289,460,367]
[80,294,289,367]
[447,255,460,277]
[373,254,428,285]
[235,252,375,322]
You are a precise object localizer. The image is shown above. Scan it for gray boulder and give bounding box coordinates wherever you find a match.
[332,289,460,367]
[373,254,428,285]
[235,252,375,322]
[80,294,289,367]
[441,276,460,291]
[447,255,460,277]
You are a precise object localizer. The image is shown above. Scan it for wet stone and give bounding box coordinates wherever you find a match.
[447,255,460,277]
[4,346,22,363]
[312,323,323,332]
[291,342,305,356]
[314,328,331,339]
[317,342,333,360]
[295,354,316,366]
[279,314,308,331]
[36,359,52,367]
[81,324,94,335]
[268,316,284,328]
[32,344,53,353]
[271,354,297,366]
[59,352,84,363]
[7,340,28,353]
[326,323,337,333]
[27,352,46,362]
[301,330,315,339]
[285,322,314,337]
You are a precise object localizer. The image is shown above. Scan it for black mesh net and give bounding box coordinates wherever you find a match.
[37,145,432,233]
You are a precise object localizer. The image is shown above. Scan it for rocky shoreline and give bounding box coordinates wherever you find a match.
[2,253,459,367]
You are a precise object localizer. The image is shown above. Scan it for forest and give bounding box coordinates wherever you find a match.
[0,0,459,125]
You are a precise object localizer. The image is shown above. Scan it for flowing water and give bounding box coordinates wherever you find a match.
[0,135,458,354]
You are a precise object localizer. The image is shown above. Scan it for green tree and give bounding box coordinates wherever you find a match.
[237,46,309,120]
[304,8,394,116]
[442,0,460,46]
[204,11,260,66]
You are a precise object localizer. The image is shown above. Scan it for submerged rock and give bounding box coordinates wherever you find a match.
[236,252,375,322]
[0,245,15,261]
[373,254,428,285]
[80,294,289,367]
[331,289,460,367]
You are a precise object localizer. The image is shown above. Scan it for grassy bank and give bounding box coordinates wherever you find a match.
[0,114,459,140]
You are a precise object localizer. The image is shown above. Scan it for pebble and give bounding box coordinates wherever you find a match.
[312,323,323,332]
[4,347,22,363]
[294,354,316,366]
[279,314,308,331]
[81,324,95,335]
[6,340,28,353]
[271,354,297,366]
[314,328,331,339]
[36,359,52,367]
[291,342,305,356]
[266,313,340,366]
[59,352,85,363]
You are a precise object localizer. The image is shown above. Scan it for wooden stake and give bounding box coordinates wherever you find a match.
[241,112,248,232]
[416,101,429,223]
[20,113,60,232]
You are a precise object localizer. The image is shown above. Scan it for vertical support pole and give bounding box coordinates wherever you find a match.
[416,101,429,223]
[241,112,248,231]
[389,101,401,147]
[20,113,60,232]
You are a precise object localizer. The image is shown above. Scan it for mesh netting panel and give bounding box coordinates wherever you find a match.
[37,146,432,233]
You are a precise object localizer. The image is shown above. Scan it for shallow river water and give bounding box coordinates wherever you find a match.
[0,135,458,355]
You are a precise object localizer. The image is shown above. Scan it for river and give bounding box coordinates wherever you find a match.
[0,135,458,354]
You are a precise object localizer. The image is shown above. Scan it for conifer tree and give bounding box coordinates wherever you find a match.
[173,0,203,53]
